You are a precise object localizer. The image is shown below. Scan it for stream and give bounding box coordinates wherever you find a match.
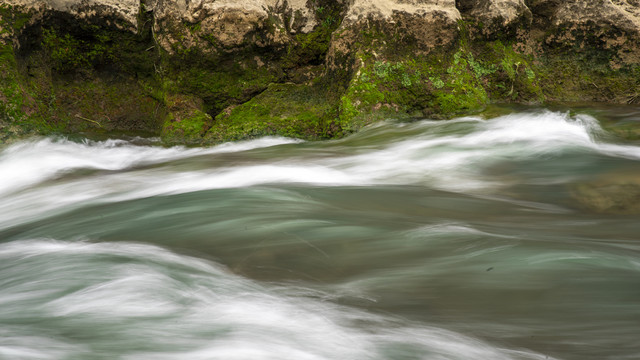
[1,108,639,359]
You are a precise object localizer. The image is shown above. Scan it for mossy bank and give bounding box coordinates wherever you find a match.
[1,0,639,145]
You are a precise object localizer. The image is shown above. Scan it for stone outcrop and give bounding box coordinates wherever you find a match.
[552,0,640,33]
[1,0,140,34]
[151,0,312,55]
[332,0,461,60]
[457,0,531,36]
[0,0,639,144]
[544,0,640,64]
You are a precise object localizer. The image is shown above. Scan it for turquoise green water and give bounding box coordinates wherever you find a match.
[1,109,639,359]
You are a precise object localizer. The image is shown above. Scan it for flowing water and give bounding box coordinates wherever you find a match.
[1,109,639,360]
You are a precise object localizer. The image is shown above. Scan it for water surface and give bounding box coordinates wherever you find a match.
[1,109,639,359]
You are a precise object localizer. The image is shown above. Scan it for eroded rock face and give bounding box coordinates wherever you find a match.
[553,0,640,33]
[457,0,532,36]
[2,0,140,31]
[342,0,460,25]
[525,0,561,19]
[329,0,461,70]
[546,0,640,64]
[151,0,318,55]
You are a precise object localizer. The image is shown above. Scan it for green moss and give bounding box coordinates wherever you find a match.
[337,46,493,126]
[2,15,164,139]
[42,28,92,72]
[0,44,24,122]
[0,5,31,33]
[204,83,335,143]
[466,40,544,103]
[336,58,408,131]
[160,94,212,144]
[166,51,281,115]
[49,77,164,133]
[3,2,639,145]
[282,1,342,70]
[429,50,488,115]
[534,54,640,104]
[0,42,58,141]
[40,22,156,76]
[162,110,212,144]
[282,26,332,69]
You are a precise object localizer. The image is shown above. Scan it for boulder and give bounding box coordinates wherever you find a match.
[546,0,640,64]
[151,0,318,55]
[336,0,461,56]
[328,0,461,77]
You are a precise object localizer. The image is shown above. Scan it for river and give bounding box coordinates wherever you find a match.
[1,108,639,360]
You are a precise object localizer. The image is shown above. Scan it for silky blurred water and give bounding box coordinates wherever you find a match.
[1,109,639,360]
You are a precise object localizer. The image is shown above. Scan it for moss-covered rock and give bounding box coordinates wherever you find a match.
[161,94,212,145]
[0,1,167,142]
[204,83,336,143]
[165,54,281,117]
[0,43,32,142]
[336,29,548,126]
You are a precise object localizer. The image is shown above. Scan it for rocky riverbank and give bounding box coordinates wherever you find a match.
[1,0,639,144]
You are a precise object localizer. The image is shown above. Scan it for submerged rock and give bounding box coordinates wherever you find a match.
[571,172,640,214]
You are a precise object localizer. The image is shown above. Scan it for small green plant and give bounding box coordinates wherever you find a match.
[401,72,412,87]
[42,28,88,72]
[374,61,390,78]
[41,28,116,73]
[429,77,445,89]
[467,53,496,79]
[525,68,535,81]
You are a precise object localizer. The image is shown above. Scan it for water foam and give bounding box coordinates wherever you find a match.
[2,110,639,229]
[0,136,301,196]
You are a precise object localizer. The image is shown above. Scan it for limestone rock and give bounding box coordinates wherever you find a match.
[342,0,460,25]
[1,0,140,32]
[525,0,561,19]
[553,0,640,34]
[457,0,532,35]
[330,0,461,69]
[151,0,318,55]
[543,0,640,64]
